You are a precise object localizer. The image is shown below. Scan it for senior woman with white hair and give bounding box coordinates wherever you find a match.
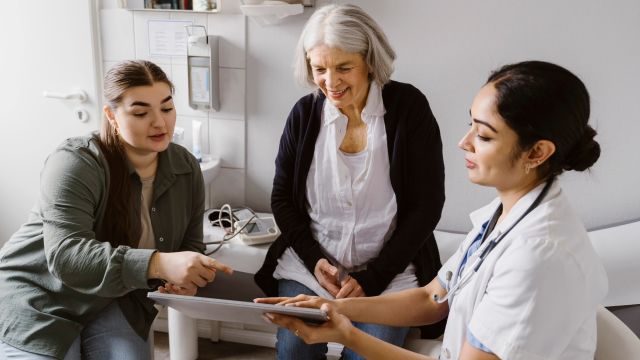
[254,4,446,359]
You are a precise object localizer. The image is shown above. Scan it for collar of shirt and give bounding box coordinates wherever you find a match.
[125,145,192,177]
[468,180,560,238]
[124,144,193,201]
[322,81,385,127]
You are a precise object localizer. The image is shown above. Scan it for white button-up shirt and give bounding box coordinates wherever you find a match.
[274,82,418,298]
[437,181,608,360]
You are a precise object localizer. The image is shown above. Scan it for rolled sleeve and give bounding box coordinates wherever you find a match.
[122,248,157,289]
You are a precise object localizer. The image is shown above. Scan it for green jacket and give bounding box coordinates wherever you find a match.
[0,135,205,358]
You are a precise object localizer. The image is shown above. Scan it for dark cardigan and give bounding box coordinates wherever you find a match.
[255,81,446,335]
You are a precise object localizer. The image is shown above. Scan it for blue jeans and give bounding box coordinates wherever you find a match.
[0,301,150,360]
[276,279,410,360]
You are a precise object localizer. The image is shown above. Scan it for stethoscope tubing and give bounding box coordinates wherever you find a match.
[436,179,554,304]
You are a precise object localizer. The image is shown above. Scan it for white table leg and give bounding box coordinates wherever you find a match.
[168,307,198,360]
[209,320,220,342]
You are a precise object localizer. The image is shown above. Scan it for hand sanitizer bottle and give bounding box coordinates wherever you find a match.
[192,120,203,162]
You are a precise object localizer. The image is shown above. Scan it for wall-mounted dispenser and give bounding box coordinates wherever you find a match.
[186,25,220,111]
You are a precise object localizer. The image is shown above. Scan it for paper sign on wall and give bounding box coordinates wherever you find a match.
[148,20,193,56]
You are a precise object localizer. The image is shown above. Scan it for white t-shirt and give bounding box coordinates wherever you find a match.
[437,181,608,360]
[273,82,417,298]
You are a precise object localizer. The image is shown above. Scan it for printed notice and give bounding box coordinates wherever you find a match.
[148,20,192,56]
[190,66,210,103]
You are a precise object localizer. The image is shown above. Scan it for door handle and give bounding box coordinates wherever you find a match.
[43,89,88,103]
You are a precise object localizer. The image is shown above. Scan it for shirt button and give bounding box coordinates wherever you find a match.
[159,237,164,242]
[151,207,156,213]
[346,201,352,207]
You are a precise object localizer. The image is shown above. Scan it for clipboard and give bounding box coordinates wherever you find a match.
[147,271,328,325]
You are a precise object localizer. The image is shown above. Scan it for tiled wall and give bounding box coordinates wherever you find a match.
[99,0,246,209]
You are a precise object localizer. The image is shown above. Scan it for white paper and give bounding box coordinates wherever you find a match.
[148,20,192,56]
[190,66,210,103]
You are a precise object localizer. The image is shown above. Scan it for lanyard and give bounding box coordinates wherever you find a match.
[435,179,554,304]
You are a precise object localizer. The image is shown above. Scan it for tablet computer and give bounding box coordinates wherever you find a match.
[148,271,328,325]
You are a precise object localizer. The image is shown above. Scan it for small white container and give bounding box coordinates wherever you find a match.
[193,0,216,11]
[192,120,203,162]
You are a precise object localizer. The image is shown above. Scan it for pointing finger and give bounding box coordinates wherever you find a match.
[202,256,234,275]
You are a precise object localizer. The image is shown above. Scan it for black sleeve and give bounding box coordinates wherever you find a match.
[351,92,445,296]
[271,101,325,275]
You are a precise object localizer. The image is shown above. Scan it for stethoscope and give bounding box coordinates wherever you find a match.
[434,178,554,304]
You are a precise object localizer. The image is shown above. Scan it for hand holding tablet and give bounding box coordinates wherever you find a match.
[260,300,357,347]
[147,271,328,325]
[149,292,328,325]
[254,294,331,324]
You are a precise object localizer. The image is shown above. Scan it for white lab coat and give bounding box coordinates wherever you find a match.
[437,181,608,360]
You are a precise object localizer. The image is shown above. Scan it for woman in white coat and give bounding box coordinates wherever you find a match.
[256,60,608,360]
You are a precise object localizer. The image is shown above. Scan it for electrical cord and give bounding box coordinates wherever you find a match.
[203,205,258,255]
[204,214,257,255]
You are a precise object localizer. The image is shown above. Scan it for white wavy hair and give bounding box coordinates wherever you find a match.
[293,4,396,89]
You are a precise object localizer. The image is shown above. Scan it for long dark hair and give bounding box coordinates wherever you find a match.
[487,60,600,179]
[95,60,174,248]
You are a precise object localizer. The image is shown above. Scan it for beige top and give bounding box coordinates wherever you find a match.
[138,176,156,249]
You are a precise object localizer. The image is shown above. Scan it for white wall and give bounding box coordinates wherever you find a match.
[98,0,640,232]
[245,0,640,232]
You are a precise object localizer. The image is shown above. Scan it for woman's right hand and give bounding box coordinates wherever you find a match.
[254,294,332,309]
[314,258,341,297]
[263,302,355,346]
[148,251,233,292]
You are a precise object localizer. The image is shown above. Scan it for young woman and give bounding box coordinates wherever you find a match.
[257,60,608,360]
[254,4,446,359]
[0,60,231,359]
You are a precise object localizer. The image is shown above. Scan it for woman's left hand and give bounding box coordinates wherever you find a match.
[157,282,197,296]
[336,275,365,299]
[264,303,355,345]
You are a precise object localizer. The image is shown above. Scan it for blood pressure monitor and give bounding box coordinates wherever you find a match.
[234,215,280,245]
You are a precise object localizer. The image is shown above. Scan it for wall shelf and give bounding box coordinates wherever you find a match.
[240,3,303,26]
[127,8,220,13]
[120,0,219,13]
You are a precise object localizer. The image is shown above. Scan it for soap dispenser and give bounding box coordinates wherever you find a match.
[186,25,220,111]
